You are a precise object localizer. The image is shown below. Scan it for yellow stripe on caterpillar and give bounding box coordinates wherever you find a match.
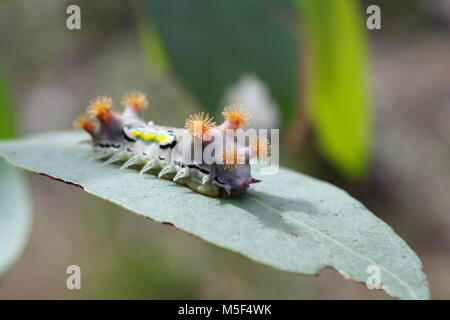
[129,129,169,143]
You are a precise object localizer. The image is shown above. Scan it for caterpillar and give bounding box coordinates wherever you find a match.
[73,91,270,198]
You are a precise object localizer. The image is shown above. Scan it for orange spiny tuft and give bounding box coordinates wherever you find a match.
[222,145,244,170]
[73,114,95,134]
[87,96,113,123]
[221,104,251,128]
[185,112,215,139]
[250,137,270,159]
[121,91,148,112]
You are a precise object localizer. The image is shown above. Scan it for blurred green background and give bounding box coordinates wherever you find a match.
[0,0,449,299]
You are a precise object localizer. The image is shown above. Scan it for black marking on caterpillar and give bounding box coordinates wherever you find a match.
[158,140,177,149]
[187,164,210,175]
[73,93,267,198]
[122,128,136,142]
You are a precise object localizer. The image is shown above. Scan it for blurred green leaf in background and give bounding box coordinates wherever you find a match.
[0,63,17,140]
[141,0,298,127]
[140,0,372,179]
[135,4,169,73]
[297,0,372,178]
[0,63,32,276]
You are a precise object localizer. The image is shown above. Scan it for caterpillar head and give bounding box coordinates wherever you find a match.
[183,107,268,197]
[210,143,264,197]
[212,164,255,197]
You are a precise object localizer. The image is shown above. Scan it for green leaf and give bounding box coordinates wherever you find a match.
[296,0,372,178]
[135,6,169,72]
[0,159,32,276]
[141,0,298,126]
[0,63,17,140]
[0,131,429,299]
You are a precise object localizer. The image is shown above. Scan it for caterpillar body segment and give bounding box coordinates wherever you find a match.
[75,92,269,198]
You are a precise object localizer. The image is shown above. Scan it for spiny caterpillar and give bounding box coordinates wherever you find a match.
[74,91,270,197]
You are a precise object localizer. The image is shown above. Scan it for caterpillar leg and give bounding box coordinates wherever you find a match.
[104,151,127,165]
[139,159,159,175]
[158,165,177,179]
[173,167,190,183]
[214,181,231,196]
[120,155,142,170]
[201,174,211,184]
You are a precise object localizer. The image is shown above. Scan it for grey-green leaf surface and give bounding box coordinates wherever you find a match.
[0,131,429,299]
[0,159,32,275]
[0,62,32,276]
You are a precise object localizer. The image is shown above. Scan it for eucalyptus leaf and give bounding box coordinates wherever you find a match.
[0,159,32,275]
[0,131,429,299]
[0,62,32,276]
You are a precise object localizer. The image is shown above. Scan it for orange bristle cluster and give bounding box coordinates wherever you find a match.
[222,145,244,170]
[73,114,95,134]
[251,137,270,159]
[185,112,216,139]
[221,104,251,129]
[88,96,113,123]
[121,91,148,112]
